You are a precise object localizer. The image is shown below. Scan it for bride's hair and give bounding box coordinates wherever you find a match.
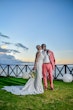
[36,45,40,50]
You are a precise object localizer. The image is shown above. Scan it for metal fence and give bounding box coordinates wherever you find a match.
[0,64,73,80]
[54,64,73,79]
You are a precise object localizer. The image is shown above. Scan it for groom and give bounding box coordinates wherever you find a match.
[41,44,55,90]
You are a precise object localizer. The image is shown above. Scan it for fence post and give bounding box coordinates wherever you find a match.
[16,65,18,77]
[25,65,28,72]
[7,65,9,77]
[54,65,57,79]
[64,65,67,74]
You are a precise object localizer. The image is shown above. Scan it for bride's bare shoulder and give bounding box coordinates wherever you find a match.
[36,52,40,57]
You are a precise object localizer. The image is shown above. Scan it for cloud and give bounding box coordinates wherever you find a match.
[15,43,28,50]
[8,49,20,54]
[0,32,10,39]
[2,41,12,45]
[1,45,7,49]
[1,42,28,50]
[0,54,22,64]
[0,47,8,53]
[0,47,20,54]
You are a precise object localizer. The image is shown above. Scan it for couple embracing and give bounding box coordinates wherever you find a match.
[33,44,55,91]
[2,44,55,95]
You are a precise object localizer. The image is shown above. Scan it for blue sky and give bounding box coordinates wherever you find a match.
[0,0,73,64]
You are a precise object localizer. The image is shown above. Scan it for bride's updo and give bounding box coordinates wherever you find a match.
[36,45,40,50]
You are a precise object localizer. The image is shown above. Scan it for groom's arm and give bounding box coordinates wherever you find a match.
[48,50,56,70]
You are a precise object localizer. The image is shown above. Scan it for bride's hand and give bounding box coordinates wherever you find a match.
[33,66,36,70]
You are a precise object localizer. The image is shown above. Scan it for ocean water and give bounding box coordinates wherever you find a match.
[0,63,73,80]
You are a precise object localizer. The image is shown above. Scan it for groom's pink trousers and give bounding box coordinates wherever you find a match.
[42,50,55,89]
[42,63,53,89]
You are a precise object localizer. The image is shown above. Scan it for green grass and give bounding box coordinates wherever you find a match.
[0,76,73,110]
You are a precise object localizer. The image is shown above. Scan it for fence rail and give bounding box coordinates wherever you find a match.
[54,64,73,79]
[0,64,73,80]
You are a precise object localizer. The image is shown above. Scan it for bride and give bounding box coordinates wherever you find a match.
[2,45,44,95]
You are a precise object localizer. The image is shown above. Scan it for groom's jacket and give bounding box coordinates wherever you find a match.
[47,50,56,70]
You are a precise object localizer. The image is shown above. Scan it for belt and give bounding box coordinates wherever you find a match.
[44,63,50,64]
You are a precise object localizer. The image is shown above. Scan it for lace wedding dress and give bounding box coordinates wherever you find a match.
[2,51,44,95]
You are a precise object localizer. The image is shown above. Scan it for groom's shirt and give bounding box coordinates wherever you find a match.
[42,51,50,63]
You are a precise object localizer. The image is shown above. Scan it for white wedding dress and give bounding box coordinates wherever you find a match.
[2,51,44,95]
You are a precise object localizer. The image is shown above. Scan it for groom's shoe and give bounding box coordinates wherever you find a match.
[44,87,48,90]
[49,87,54,90]
[45,88,48,90]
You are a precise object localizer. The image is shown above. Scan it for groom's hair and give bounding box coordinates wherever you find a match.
[41,44,46,48]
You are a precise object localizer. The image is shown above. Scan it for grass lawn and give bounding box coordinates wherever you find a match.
[0,76,73,110]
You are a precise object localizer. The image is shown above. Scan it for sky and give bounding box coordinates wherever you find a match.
[0,0,73,64]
